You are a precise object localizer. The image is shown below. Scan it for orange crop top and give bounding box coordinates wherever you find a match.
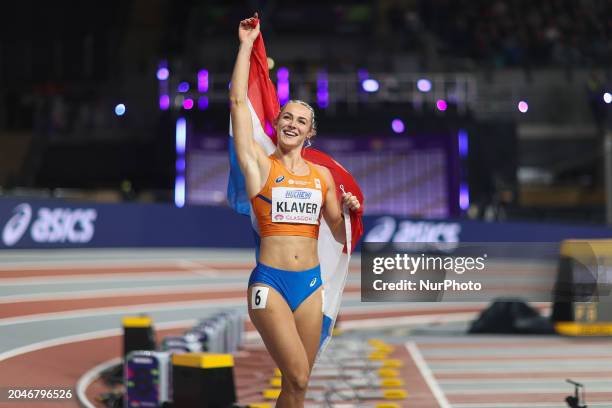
[251,156,328,238]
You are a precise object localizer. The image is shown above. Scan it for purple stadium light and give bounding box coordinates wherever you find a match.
[277,67,290,105]
[436,99,447,111]
[159,95,170,110]
[417,79,432,93]
[176,118,186,155]
[157,67,169,81]
[518,100,529,113]
[459,182,470,210]
[183,98,194,110]
[604,93,612,104]
[198,69,209,93]
[176,158,186,172]
[391,119,405,134]
[174,175,185,208]
[198,96,209,110]
[357,69,369,81]
[316,71,329,109]
[178,82,190,93]
[362,79,379,93]
[175,117,186,208]
[458,129,468,158]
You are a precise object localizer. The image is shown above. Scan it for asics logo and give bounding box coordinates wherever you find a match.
[1,203,98,247]
[2,203,32,246]
[309,278,317,287]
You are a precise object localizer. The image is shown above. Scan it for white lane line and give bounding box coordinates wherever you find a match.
[0,272,224,285]
[0,298,246,327]
[452,403,612,408]
[76,357,122,408]
[0,319,197,362]
[341,312,478,330]
[444,387,612,394]
[438,377,612,384]
[0,282,362,304]
[0,282,247,303]
[405,341,451,408]
[431,366,612,374]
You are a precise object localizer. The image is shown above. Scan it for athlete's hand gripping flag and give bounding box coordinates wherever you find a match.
[227,16,363,352]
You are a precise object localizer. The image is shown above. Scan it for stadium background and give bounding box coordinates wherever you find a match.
[1,1,612,407]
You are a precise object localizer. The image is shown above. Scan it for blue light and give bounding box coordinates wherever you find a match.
[417,79,432,92]
[175,175,185,208]
[176,117,186,155]
[114,104,126,116]
[316,71,329,109]
[198,96,209,110]
[178,82,190,93]
[357,69,369,81]
[176,158,186,172]
[459,182,470,210]
[157,68,169,81]
[362,79,379,93]
[458,129,468,158]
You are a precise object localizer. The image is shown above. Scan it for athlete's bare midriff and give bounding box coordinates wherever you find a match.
[259,235,319,271]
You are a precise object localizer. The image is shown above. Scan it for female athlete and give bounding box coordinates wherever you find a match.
[229,13,361,408]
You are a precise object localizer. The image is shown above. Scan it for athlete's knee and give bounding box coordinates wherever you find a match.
[282,367,310,393]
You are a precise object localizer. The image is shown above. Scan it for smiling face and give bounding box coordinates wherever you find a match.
[275,102,315,150]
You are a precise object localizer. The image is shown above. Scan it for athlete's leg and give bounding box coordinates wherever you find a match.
[293,287,323,369]
[248,284,310,407]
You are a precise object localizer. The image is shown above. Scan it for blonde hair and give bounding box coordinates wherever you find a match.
[280,99,317,136]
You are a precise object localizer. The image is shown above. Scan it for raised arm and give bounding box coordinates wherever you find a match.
[229,13,270,198]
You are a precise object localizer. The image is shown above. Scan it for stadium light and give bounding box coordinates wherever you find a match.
[156,68,169,81]
[198,96,209,111]
[316,71,329,109]
[159,95,170,110]
[197,70,209,92]
[362,79,379,93]
[459,182,470,210]
[458,129,468,158]
[417,79,432,92]
[114,104,126,116]
[176,118,186,155]
[277,67,290,105]
[391,119,405,134]
[436,99,447,111]
[183,99,194,110]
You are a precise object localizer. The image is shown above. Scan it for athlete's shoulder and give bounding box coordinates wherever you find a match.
[311,163,329,176]
[311,163,333,186]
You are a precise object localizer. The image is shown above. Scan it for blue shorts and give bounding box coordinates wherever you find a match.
[248,263,322,311]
